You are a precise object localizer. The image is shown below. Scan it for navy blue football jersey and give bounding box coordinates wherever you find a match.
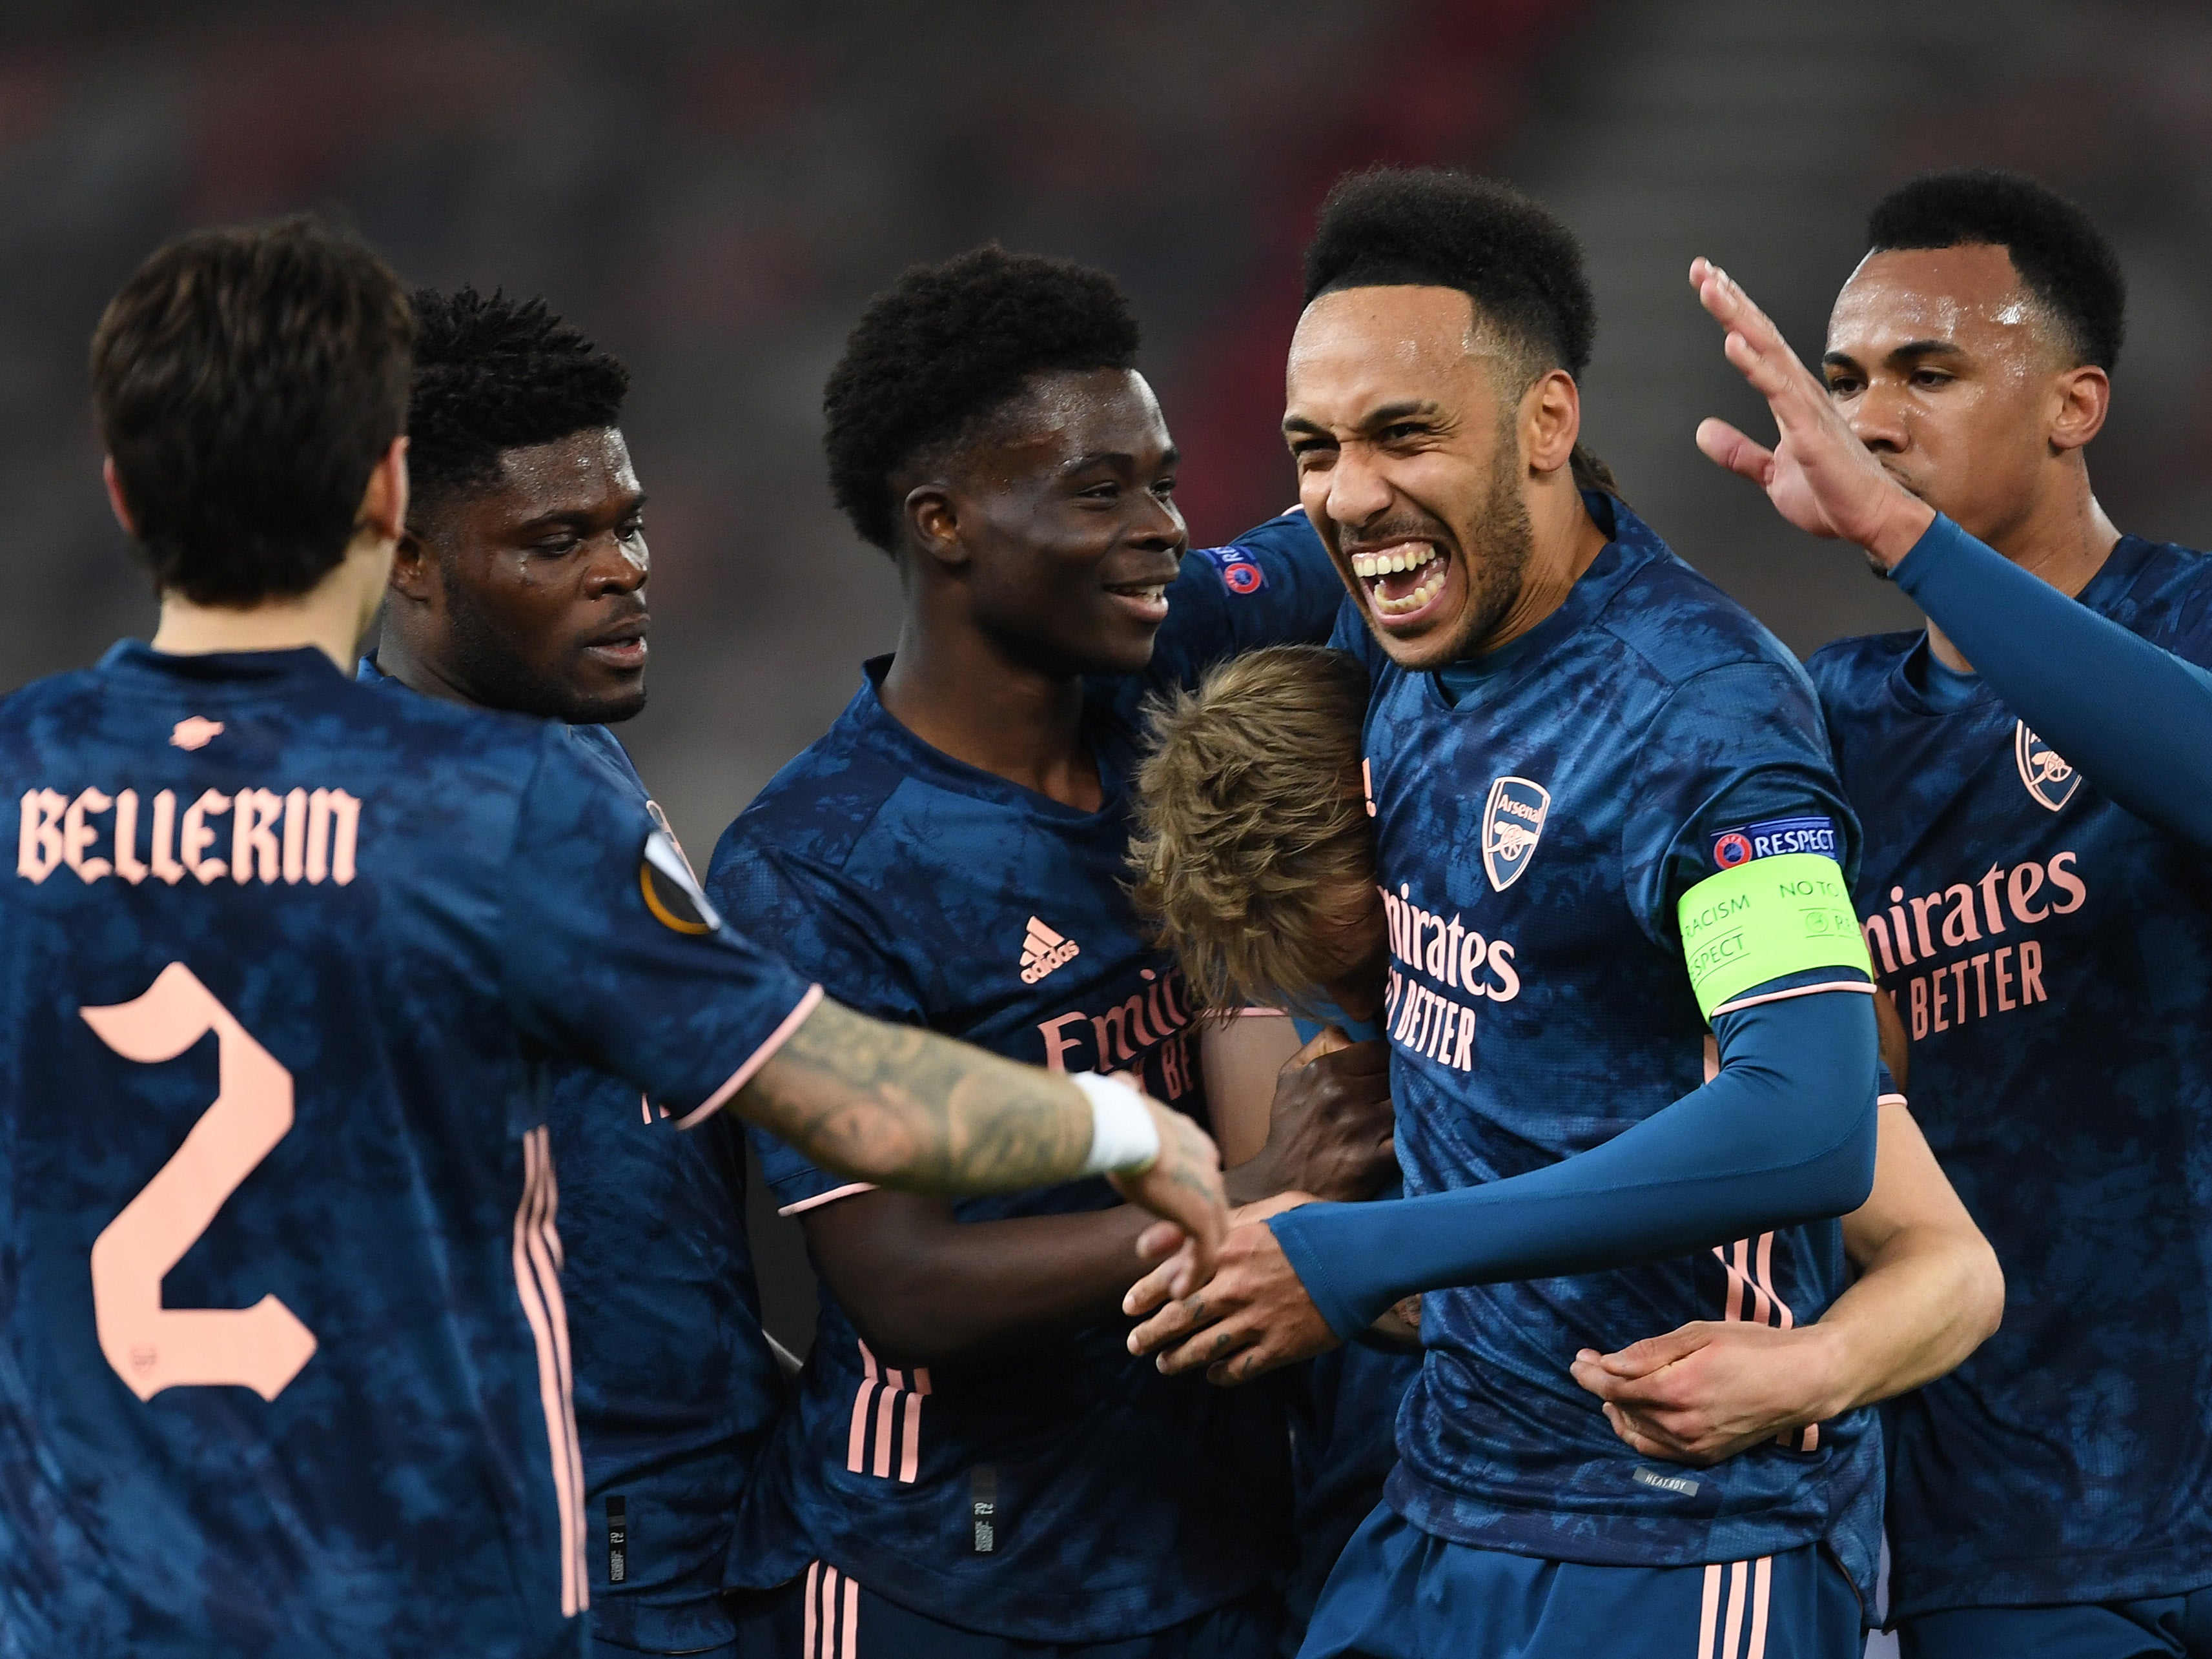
[1334,497,1883,1597]
[706,517,1341,1642]
[1807,534,2212,1618]
[358,659,786,1656]
[1278,1012,1418,1651]
[2,642,816,1657]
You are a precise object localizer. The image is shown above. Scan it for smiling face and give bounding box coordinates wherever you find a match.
[394,426,650,722]
[1823,244,2102,547]
[1284,285,1537,671]
[912,366,1187,677]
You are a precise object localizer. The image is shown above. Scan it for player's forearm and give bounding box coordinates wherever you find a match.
[820,1137,1326,1367]
[733,998,1095,1194]
[1892,514,2212,846]
[813,1204,1158,1369]
[1797,1219,2005,1420]
[1269,992,1879,1338]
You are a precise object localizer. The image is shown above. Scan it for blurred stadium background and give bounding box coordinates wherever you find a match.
[7,0,2210,1409]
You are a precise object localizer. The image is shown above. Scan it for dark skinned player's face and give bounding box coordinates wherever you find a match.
[1285,285,1535,673]
[925,368,1187,677]
[1823,244,2084,547]
[398,428,650,723]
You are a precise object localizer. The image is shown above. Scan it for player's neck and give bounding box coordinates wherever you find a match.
[1925,467,2121,673]
[879,618,1102,811]
[149,537,390,676]
[1471,487,1610,656]
[371,624,482,709]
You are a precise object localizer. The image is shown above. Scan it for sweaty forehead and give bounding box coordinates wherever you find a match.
[487,427,639,511]
[1285,286,1506,418]
[1827,244,2059,363]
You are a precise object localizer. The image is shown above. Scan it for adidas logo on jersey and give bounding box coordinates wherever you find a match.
[1018,917,1080,984]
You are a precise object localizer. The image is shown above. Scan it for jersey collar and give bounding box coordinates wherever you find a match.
[1885,533,2160,717]
[99,638,349,689]
[848,654,1129,824]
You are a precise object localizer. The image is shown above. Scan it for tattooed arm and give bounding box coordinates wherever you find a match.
[730,997,1227,1287]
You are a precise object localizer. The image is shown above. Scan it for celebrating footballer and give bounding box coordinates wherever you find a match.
[4,67,2207,1659]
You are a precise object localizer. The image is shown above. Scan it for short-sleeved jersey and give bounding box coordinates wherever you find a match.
[1807,534,2212,1618]
[1,643,817,1658]
[706,516,1340,1642]
[358,660,786,1656]
[1336,497,1883,1598]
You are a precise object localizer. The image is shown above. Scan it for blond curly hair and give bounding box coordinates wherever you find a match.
[1129,645,1375,1017]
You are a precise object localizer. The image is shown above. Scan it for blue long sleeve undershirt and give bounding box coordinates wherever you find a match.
[1892,514,2212,848]
[1267,988,1879,1340]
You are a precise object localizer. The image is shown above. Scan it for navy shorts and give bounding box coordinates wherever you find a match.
[1300,1502,1862,1659]
[736,1562,1282,1658]
[1896,1587,2212,1659]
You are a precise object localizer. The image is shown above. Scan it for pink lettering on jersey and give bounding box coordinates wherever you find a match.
[15,789,65,882]
[80,962,318,1401]
[1030,969,1198,1100]
[1869,853,2080,1044]
[19,783,363,887]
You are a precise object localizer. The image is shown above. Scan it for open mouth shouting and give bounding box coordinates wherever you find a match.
[1348,538,1453,629]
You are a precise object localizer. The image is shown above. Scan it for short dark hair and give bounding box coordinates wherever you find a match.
[90,215,414,606]
[1302,167,1597,383]
[823,245,1142,552]
[406,287,630,518]
[1867,168,2126,371]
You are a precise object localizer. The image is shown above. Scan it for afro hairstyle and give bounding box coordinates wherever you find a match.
[823,245,1142,553]
[1867,168,2126,371]
[405,286,630,517]
[1302,167,1596,383]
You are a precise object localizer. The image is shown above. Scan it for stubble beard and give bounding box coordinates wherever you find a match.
[1437,441,1537,664]
[440,561,646,726]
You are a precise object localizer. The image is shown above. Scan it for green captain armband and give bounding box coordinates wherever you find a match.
[1676,852,1871,1023]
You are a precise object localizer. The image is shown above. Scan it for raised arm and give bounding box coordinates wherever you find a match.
[1689,256,2212,846]
[1568,1098,2003,1465]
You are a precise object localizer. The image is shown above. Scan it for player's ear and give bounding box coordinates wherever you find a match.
[2049,363,2109,454]
[356,436,409,547]
[387,525,436,602]
[101,456,138,537]
[903,482,971,573]
[1522,369,1581,476]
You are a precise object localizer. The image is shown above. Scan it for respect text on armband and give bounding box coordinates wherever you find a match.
[17,785,362,888]
[1677,853,1869,1021]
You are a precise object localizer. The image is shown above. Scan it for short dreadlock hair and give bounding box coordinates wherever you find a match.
[405,287,630,518]
[1303,167,1621,500]
[1866,168,2126,372]
[1129,646,1377,1017]
[823,245,1142,553]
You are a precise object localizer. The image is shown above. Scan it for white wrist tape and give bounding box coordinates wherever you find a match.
[1071,1072,1160,1176]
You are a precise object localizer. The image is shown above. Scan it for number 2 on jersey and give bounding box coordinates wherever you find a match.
[82,962,317,1401]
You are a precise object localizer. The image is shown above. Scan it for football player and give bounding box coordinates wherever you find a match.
[1,218,1222,1658]
[1692,168,2212,1659]
[1128,169,1892,1658]
[367,285,777,1657]
[1132,643,2001,1653]
[706,247,1393,1659]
